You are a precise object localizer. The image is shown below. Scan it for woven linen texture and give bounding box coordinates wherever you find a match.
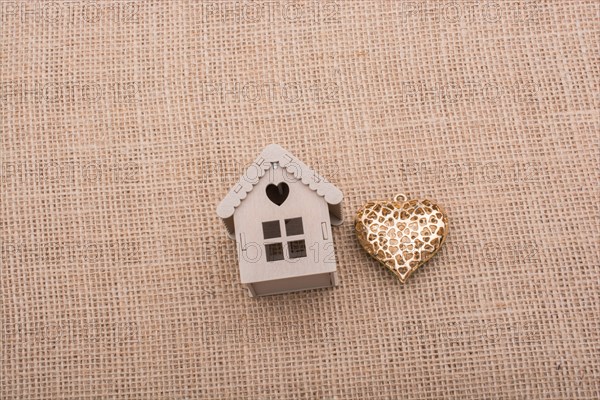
[1,1,598,399]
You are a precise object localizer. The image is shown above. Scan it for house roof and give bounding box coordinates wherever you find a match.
[216,144,343,237]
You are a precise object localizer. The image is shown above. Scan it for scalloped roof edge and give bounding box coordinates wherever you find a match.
[216,144,343,228]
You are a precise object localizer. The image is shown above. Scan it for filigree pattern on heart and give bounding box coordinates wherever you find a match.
[355,194,449,283]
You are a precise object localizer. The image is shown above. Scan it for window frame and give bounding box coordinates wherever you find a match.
[262,217,307,262]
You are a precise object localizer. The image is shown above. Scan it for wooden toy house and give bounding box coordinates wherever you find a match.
[216,144,343,297]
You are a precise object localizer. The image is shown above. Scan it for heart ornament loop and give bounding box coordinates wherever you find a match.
[355,194,449,283]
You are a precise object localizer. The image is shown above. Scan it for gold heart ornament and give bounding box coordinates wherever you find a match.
[355,194,449,283]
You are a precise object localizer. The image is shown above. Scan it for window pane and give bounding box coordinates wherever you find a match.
[265,243,284,262]
[285,217,303,236]
[262,220,281,239]
[288,240,307,259]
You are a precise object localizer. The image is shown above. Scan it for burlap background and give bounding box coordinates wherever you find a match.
[1,1,598,399]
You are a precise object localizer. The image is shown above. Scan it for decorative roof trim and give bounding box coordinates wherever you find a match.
[216,144,343,220]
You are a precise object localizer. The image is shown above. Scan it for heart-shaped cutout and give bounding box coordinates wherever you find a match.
[355,194,449,283]
[266,182,289,206]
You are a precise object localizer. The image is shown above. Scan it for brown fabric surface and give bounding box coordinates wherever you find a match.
[1,1,599,399]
